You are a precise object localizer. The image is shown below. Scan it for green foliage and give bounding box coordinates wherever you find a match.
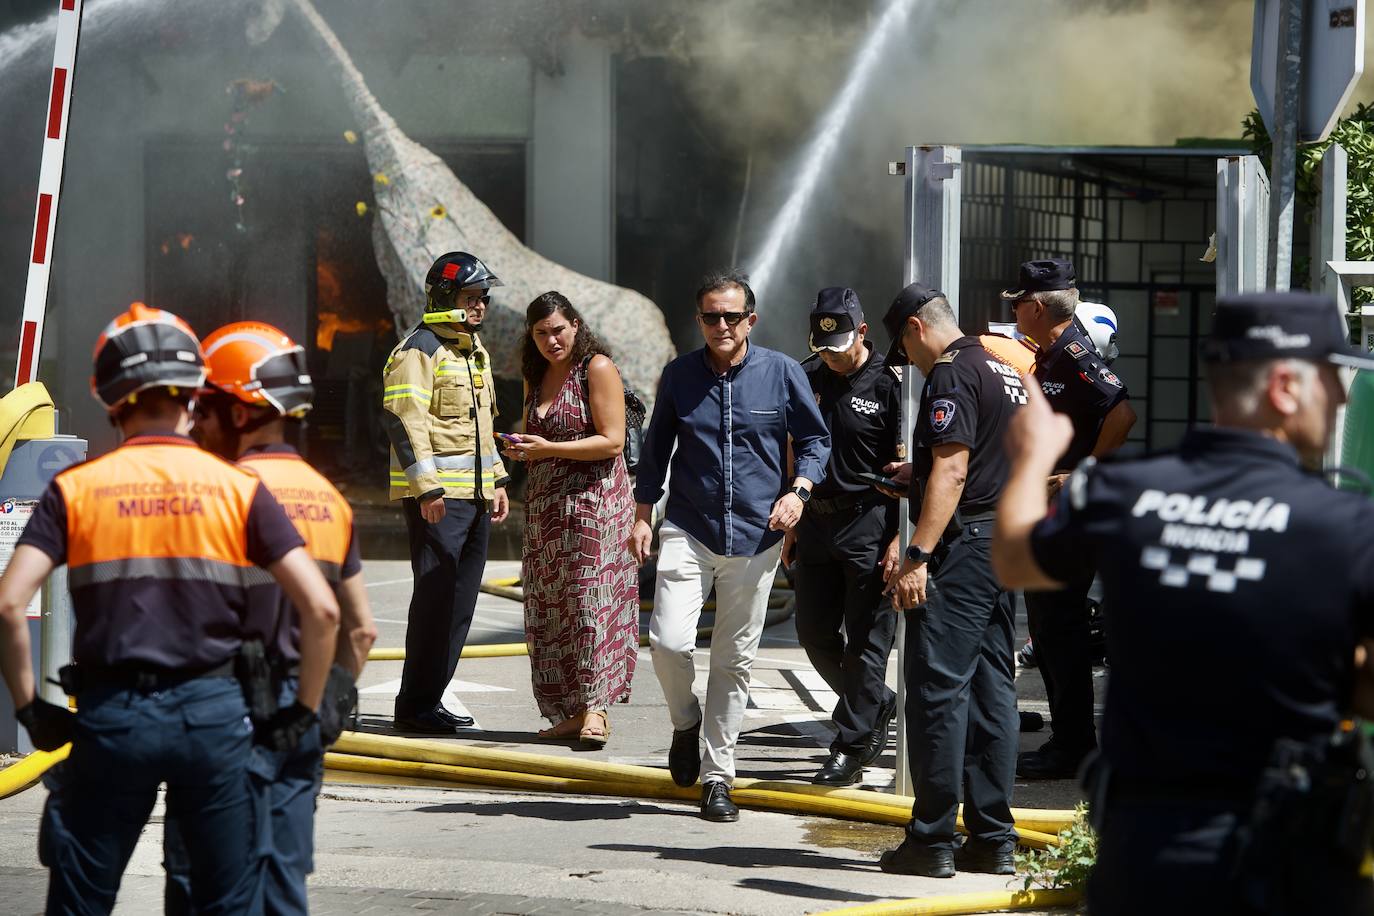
[1014,802,1098,891]
[1244,103,1374,304]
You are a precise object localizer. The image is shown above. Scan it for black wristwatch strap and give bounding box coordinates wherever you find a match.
[905,545,933,565]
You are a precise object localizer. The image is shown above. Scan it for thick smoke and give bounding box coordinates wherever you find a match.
[658,0,1372,348]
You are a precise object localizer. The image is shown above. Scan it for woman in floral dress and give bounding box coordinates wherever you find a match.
[500,291,638,748]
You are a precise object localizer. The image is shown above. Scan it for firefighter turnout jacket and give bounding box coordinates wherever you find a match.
[239,443,361,664]
[16,433,305,670]
[383,323,510,502]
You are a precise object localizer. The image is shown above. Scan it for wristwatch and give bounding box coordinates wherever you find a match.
[789,485,811,503]
[905,545,933,566]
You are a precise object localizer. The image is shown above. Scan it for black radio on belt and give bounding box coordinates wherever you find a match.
[234,639,278,725]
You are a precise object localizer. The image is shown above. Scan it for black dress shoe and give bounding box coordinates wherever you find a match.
[861,694,898,766]
[393,710,459,735]
[700,781,739,822]
[1016,742,1091,780]
[434,706,476,729]
[669,720,701,787]
[954,840,1016,875]
[813,750,864,786]
[878,840,955,878]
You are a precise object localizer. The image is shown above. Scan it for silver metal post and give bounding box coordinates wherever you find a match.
[1266,0,1304,291]
[1216,156,1271,297]
[894,144,962,797]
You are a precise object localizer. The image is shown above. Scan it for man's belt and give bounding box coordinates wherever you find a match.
[808,491,872,516]
[954,503,998,527]
[70,658,237,693]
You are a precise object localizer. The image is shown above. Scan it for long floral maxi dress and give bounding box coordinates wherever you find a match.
[522,365,638,722]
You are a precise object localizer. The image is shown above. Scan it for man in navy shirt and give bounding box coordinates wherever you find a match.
[631,270,830,822]
[1005,258,1136,780]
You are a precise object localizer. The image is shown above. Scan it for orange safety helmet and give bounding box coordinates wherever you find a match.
[90,302,206,411]
[201,321,314,418]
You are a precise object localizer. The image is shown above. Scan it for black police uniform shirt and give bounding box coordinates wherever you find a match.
[1030,427,1374,792]
[1033,320,1128,470]
[804,343,902,499]
[913,336,1028,510]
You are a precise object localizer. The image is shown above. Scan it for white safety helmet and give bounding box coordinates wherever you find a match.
[1075,302,1120,364]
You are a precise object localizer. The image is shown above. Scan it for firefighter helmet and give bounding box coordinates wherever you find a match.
[90,302,206,412]
[423,251,502,325]
[201,321,314,418]
[1075,301,1121,364]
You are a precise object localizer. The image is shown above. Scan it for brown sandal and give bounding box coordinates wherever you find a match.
[579,710,610,749]
[537,716,584,740]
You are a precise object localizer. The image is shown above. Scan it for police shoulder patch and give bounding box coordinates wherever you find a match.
[930,398,957,433]
[887,364,904,381]
[934,351,958,366]
[1098,366,1123,388]
[1065,340,1091,361]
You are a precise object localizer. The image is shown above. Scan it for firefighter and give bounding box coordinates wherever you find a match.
[163,320,378,914]
[0,302,339,914]
[383,251,511,734]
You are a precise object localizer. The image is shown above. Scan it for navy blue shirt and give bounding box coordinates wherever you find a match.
[635,344,831,556]
[1033,321,1128,471]
[1030,427,1374,792]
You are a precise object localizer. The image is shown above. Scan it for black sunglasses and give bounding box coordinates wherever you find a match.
[698,311,749,326]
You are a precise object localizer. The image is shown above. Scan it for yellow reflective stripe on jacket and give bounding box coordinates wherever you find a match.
[382,384,432,405]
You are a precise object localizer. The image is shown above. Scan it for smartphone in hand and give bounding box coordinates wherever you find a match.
[856,471,902,491]
[495,432,523,445]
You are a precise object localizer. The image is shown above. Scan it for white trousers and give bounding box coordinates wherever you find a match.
[648,521,782,785]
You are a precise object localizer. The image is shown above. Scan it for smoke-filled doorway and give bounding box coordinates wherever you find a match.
[144,138,526,521]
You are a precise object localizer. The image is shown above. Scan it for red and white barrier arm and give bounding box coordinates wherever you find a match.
[15,0,85,388]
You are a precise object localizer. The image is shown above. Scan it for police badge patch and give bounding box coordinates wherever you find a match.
[930,398,956,433]
[1099,367,1122,388]
[1066,340,1089,360]
[819,317,838,332]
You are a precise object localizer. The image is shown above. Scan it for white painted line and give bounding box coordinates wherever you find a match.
[364,577,415,589]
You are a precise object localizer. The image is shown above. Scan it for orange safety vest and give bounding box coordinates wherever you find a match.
[238,445,355,660]
[54,435,275,669]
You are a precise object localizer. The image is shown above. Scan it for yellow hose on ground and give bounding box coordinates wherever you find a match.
[329,732,1069,845]
[813,887,1082,915]
[368,624,722,662]
[322,750,1058,851]
[0,744,69,800]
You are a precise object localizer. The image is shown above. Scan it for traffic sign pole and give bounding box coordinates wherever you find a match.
[1266,0,1303,291]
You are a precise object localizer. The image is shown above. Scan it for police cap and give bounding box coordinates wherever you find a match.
[809,287,863,352]
[1000,258,1076,300]
[882,282,945,365]
[1203,292,1374,370]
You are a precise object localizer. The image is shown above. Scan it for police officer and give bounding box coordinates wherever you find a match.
[993,292,1374,914]
[384,251,511,734]
[878,283,1025,878]
[164,321,379,914]
[784,287,899,786]
[1004,259,1136,780]
[0,303,340,914]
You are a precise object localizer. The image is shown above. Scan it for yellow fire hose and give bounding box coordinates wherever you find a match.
[372,576,795,662]
[329,732,1069,845]
[0,745,69,800]
[814,888,1082,916]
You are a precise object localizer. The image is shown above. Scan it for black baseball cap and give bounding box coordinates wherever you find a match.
[1000,258,1076,300]
[882,282,945,365]
[1202,292,1374,369]
[809,287,863,352]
